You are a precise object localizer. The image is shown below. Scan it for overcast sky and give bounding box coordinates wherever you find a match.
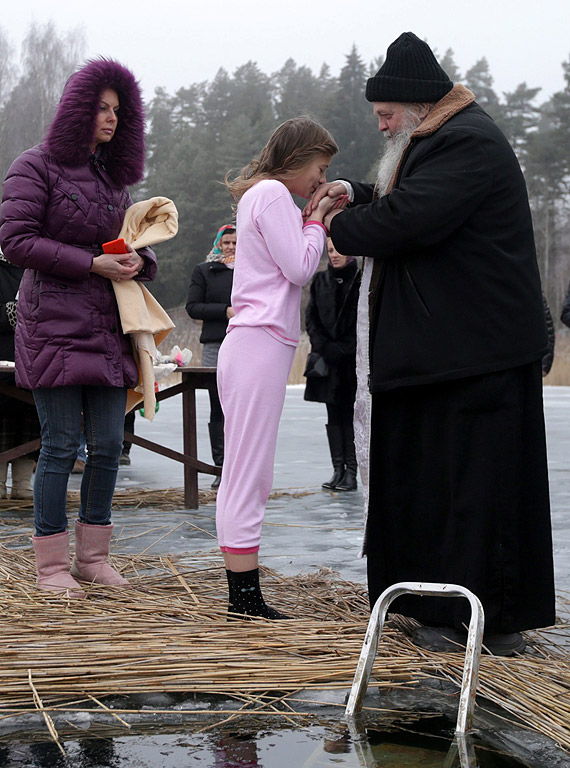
[3,0,569,104]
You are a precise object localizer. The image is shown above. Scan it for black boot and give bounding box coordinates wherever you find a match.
[208,422,224,490]
[228,569,290,619]
[322,424,345,489]
[336,422,357,491]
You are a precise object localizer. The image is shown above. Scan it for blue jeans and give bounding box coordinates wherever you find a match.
[33,386,127,536]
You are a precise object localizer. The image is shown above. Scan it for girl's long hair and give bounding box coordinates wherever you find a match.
[226,116,338,201]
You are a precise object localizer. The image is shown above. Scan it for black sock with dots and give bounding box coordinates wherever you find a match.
[229,568,290,619]
[225,569,235,613]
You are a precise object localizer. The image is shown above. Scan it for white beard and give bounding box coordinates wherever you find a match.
[375,109,423,195]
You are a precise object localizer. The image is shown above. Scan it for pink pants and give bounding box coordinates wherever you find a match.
[215,326,296,553]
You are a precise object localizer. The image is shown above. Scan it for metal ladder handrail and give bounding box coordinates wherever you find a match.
[345,581,485,735]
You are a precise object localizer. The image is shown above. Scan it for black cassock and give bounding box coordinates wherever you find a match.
[365,361,556,633]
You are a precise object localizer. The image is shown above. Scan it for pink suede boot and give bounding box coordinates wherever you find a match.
[32,532,86,598]
[71,521,131,587]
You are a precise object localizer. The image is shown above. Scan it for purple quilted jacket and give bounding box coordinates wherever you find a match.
[0,59,157,390]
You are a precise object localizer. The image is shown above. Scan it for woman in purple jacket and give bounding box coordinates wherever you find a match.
[0,59,156,598]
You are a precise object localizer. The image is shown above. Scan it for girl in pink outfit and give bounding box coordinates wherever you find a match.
[219,117,343,618]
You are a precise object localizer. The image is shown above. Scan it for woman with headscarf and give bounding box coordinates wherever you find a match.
[0,58,156,598]
[186,224,236,489]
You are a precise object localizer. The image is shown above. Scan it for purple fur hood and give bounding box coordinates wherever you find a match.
[45,58,146,187]
[0,59,156,390]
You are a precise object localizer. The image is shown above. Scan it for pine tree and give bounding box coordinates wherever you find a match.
[272,59,327,122]
[465,58,503,123]
[548,57,570,182]
[325,45,379,181]
[368,55,384,76]
[230,61,275,138]
[175,82,207,129]
[438,48,461,83]
[526,60,570,307]
[501,82,541,165]
[200,68,232,133]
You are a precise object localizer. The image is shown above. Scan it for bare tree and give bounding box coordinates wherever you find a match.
[0,21,86,179]
[20,21,86,131]
[0,26,16,108]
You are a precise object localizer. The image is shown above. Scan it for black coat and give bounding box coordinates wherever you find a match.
[304,260,360,404]
[185,261,234,344]
[560,281,570,330]
[0,256,23,362]
[0,254,41,454]
[330,88,547,394]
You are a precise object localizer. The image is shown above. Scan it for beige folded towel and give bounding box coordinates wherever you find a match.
[112,197,178,420]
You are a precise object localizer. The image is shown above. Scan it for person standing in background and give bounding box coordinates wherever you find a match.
[119,410,136,466]
[186,225,236,489]
[304,238,360,491]
[0,249,41,500]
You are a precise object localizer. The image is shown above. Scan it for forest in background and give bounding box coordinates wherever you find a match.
[1,21,569,327]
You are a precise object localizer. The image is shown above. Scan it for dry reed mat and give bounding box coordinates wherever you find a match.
[0,486,318,517]
[0,547,568,756]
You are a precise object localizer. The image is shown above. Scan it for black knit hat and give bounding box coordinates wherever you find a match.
[366,32,453,103]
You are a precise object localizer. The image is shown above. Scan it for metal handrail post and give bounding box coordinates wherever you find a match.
[443,734,478,768]
[345,581,484,735]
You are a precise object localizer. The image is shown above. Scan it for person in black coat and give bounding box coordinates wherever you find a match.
[308,32,555,656]
[305,239,360,491]
[186,225,235,489]
[0,251,40,499]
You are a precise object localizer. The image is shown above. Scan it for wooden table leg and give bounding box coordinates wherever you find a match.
[182,376,198,509]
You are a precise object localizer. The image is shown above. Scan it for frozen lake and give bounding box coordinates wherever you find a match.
[86,383,570,595]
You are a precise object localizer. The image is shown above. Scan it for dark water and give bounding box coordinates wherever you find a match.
[0,721,532,767]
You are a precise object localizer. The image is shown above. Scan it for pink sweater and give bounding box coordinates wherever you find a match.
[228,179,326,345]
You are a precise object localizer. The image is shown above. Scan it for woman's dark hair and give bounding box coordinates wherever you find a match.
[226,116,338,200]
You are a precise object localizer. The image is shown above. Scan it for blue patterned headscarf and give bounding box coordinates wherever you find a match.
[206,224,236,263]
